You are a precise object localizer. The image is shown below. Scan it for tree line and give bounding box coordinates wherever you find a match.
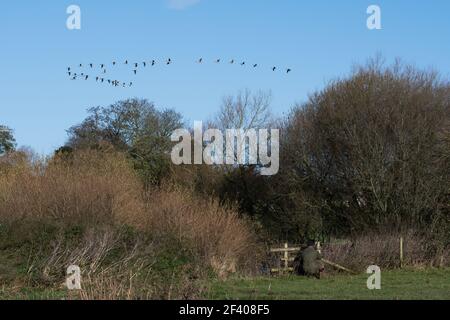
[2,59,449,244]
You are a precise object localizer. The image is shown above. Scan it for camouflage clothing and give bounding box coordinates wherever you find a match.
[294,245,324,279]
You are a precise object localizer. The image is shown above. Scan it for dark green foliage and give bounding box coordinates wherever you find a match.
[210,61,450,243]
[0,125,15,154]
[66,98,183,186]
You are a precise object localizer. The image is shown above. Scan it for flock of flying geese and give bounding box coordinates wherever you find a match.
[67,58,292,88]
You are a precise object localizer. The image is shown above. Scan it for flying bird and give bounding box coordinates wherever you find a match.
[125,60,128,65]
[101,64,104,69]
[287,69,292,74]
[198,58,203,63]
[166,58,172,65]
[129,82,133,87]
[85,75,89,80]
[133,70,137,75]
[90,64,93,68]
[241,62,245,66]
[96,77,99,81]
[151,60,156,66]
[216,59,221,63]
[79,64,82,67]
[113,61,116,66]
[230,59,234,64]
[134,63,138,68]
[143,62,146,67]
[272,67,277,71]
[253,64,258,68]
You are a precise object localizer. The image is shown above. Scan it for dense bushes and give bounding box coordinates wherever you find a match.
[220,60,449,243]
[0,149,259,299]
[323,232,449,272]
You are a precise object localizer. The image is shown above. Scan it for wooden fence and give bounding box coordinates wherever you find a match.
[269,243,301,274]
[270,237,413,274]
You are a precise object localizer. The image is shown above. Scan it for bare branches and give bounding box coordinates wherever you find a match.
[214,89,273,131]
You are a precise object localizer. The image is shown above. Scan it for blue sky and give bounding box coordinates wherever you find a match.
[0,0,449,154]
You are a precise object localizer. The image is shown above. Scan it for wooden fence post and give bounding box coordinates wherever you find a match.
[400,236,404,269]
[269,243,301,274]
[283,243,289,271]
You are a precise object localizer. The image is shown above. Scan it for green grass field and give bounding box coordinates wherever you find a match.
[1,267,449,300]
[208,269,450,300]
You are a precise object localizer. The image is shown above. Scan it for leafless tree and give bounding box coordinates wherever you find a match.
[213,89,273,131]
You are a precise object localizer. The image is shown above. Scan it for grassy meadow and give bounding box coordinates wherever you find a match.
[2,268,449,300]
[208,269,450,300]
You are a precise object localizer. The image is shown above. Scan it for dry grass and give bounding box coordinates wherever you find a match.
[0,149,143,226]
[0,149,260,299]
[141,188,262,278]
[323,231,449,272]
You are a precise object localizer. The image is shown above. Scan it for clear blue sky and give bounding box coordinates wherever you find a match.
[1,0,449,154]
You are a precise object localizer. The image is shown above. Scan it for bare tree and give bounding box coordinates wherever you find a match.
[209,89,274,166]
[213,89,273,131]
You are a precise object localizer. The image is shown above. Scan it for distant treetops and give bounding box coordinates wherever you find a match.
[0,126,16,155]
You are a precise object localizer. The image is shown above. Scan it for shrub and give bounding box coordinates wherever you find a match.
[323,232,449,272]
[0,149,259,299]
